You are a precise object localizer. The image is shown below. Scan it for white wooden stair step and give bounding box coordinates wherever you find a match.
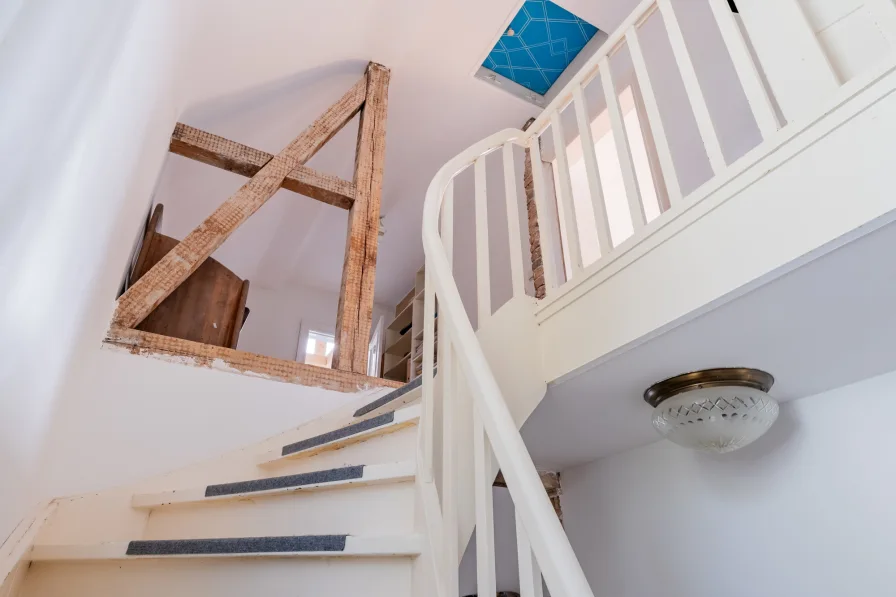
[257,405,420,467]
[131,461,416,508]
[30,535,423,561]
[353,376,423,419]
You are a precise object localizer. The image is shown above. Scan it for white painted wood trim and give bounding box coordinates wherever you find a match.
[626,25,683,206]
[867,0,896,46]
[503,142,526,297]
[474,156,491,324]
[657,0,727,174]
[441,340,460,597]
[572,84,613,255]
[529,137,561,293]
[706,0,779,138]
[130,461,416,509]
[600,55,646,231]
[356,384,422,420]
[256,404,421,467]
[549,110,584,276]
[1,501,56,587]
[421,269,436,483]
[516,510,544,597]
[441,179,454,269]
[30,535,424,561]
[534,59,896,322]
[473,411,497,597]
[735,0,839,124]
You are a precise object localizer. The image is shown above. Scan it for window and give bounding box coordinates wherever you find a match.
[304,330,335,369]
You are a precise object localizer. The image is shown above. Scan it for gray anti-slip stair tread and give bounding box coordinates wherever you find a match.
[205,465,365,497]
[353,376,423,418]
[281,412,395,456]
[126,535,347,556]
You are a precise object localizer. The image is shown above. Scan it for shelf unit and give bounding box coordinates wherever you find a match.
[381,266,437,383]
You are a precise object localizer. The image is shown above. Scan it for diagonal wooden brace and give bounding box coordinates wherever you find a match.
[113,74,367,329]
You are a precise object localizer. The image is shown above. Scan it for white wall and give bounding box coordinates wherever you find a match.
[0,0,186,540]
[237,283,391,363]
[561,370,896,597]
[33,349,361,501]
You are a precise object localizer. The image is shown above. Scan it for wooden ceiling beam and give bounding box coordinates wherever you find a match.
[113,75,368,329]
[170,123,356,210]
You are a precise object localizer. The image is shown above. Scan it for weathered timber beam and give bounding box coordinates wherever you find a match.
[333,62,391,374]
[104,326,402,393]
[169,123,356,210]
[114,75,368,329]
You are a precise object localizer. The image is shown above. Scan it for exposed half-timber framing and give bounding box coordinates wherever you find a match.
[170,123,357,210]
[104,326,402,393]
[110,62,392,381]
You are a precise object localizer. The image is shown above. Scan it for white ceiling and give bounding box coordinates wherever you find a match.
[522,218,896,470]
[151,0,642,306]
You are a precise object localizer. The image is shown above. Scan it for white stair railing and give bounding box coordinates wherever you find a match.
[417,0,896,593]
[420,129,594,597]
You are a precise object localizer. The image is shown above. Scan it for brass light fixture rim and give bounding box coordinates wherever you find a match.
[643,367,775,408]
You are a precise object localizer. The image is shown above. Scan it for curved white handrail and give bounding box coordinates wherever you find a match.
[421,129,595,597]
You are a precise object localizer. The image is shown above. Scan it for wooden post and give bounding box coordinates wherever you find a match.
[333,63,391,373]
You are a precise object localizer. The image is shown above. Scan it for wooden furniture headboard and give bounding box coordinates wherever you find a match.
[129,204,250,348]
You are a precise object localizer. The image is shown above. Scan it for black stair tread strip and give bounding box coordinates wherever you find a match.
[281,411,396,457]
[204,465,365,498]
[126,535,347,556]
[354,376,423,418]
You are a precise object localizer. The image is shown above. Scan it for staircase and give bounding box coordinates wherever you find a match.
[7,385,428,596]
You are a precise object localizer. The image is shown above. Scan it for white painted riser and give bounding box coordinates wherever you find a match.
[258,420,418,476]
[18,558,413,597]
[140,483,415,540]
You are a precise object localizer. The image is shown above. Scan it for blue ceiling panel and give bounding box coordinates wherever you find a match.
[482,0,599,96]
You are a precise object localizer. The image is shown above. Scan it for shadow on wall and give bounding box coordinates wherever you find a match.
[180,59,370,131]
[690,402,801,495]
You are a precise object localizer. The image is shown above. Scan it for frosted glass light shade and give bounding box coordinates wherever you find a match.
[651,386,779,453]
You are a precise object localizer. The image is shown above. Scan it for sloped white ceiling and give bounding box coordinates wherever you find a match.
[150,0,641,305]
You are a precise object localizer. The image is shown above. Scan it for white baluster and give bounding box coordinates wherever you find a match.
[473,410,496,597]
[439,178,458,597]
[528,137,561,294]
[441,179,454,269]
[600,56,646,231]
[516,510,544,597]
[441,341,459,597]
[571,84,613,256]
[474,157,491,325]
[706,0,779,139]
[502,142,526,298]
[627,25,683,207]
[422,268,436,483]
[549,111,584,277]
[656,0,727,173]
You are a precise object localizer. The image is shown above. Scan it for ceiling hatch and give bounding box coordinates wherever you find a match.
[479,1,599,102]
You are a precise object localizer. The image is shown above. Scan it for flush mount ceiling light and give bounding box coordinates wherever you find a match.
[644,368,778,453]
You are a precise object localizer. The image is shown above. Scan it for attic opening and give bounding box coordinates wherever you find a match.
[107,62,401,394]
[476,0,600,105]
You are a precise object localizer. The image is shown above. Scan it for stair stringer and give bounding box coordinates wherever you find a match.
[445,294,548,562]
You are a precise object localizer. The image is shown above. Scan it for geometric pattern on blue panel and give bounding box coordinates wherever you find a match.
[482,1,599,95]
